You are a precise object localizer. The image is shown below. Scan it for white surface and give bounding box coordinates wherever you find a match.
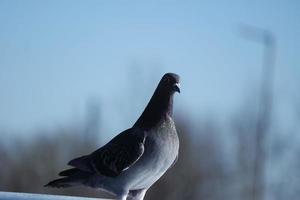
[0,191,111,200]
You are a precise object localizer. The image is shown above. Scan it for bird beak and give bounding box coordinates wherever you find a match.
[173,83,181,93]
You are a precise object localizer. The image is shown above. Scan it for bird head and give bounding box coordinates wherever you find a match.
[159,73,180,94]
[134,72,180,128]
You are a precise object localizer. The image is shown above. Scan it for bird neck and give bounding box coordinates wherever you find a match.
[134,89,174,130]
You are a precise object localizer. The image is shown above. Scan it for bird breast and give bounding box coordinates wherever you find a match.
[128,117,179,189]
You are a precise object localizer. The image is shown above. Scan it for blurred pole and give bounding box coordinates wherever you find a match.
[239,25,276,200]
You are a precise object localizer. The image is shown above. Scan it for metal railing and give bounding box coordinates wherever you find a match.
[0,191,111,200]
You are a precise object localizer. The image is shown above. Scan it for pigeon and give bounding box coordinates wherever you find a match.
[45,73,181,200]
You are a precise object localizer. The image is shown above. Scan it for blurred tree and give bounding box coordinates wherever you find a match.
[1,92,299,200]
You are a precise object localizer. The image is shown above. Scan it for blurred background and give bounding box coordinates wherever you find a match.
[0,0,299,200]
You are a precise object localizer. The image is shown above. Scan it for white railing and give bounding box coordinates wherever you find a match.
[0,191,111,200]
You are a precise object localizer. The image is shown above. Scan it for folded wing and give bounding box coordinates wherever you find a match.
[68,128,145,177]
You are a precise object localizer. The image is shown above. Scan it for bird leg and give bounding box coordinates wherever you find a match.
[116,194,127,200]
[127,189,147,200]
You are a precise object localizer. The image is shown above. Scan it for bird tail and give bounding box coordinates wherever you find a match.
[44,177,76,188]
[45,168,91,188]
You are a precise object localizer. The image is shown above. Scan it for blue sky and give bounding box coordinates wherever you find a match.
[0,0,299,135]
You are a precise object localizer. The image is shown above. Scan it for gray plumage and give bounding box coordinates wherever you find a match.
[45,73,181,200]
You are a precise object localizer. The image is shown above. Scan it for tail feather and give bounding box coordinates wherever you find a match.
[45,168,92,188]
[59,168,80,176]
[44,177,76,188]
[68,155,93,172]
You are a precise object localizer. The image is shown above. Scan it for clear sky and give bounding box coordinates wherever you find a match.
[0,0,299,135]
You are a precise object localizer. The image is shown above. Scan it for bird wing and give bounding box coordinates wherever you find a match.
[68,128,145,177]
